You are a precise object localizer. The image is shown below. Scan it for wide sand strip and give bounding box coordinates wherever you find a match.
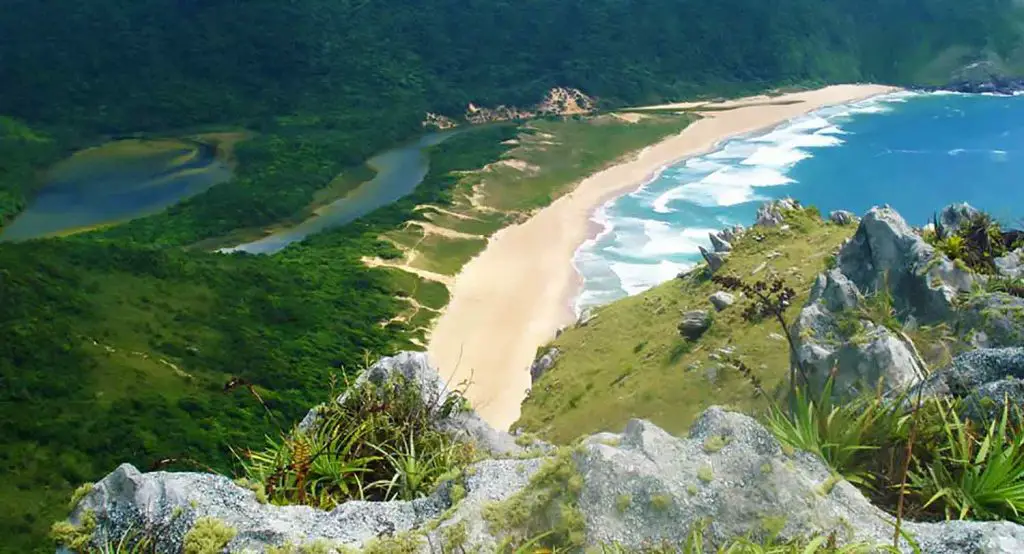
[428,84,900,430]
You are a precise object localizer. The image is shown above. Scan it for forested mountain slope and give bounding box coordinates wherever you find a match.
[2,0,1022,134]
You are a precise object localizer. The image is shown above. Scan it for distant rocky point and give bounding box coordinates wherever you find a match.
[423,87,596,128]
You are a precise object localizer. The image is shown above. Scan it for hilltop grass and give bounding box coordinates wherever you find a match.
[376,113,694,286]
[515,208,856,443]
[476,114,695,214]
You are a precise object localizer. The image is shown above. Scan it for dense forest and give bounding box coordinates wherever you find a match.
[1,0,1022,135]
[2,0,1024,551]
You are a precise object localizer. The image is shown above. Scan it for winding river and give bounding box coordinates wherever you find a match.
[0,138,233,241]
[223,131,455,255]
[2,130,455,250]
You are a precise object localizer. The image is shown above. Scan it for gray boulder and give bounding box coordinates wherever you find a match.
[837,206,974,323]
[679,310,712,339]
[709,291,736,311]
[913,348,1024,399]
[720,225,744,242]
[995,248,1023,279]
[530,347,560,383]
[709,232,733,253]
[699,246,729,273]
[754,198,798,227]
[829,210,858,226]
[300,352,522,456]
[63,407,1024,553]
[960,292,1024,348]
[938,202,981,233]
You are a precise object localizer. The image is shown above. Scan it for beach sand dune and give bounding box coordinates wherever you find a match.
[427,84,899,430]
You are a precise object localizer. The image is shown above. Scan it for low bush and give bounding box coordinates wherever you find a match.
[237,371,474,508]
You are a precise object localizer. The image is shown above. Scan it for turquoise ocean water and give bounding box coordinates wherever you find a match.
[573,92,1024,313]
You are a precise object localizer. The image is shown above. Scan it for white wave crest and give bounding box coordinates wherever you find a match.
[608,260,692,297]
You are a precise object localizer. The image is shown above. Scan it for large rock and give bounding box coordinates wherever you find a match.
[938,202,981,233]
[708,291,735,311]
[829,210,858,226]
[709,232,733,253]
[530,347,560,383]
[913,348,1024,398]
[679,310,712,339]
[961,292,1024,348]
[64,407,1024,553]
[837,206,974,323]
[754,198,798,227]
[300,352,522,456]
[995,248,1023,279]
[699,246,729,273]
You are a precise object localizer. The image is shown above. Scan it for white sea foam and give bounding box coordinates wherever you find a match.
[574,88,911,310]
[608,260,692,297]
[741,146,811,167]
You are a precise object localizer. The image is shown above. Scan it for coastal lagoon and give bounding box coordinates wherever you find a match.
[0,138,233,241]
[226,131,455,255]
[574,92,1024,312]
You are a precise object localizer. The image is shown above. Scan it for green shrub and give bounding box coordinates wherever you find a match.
[909,400,1024,522]
[237,372,474,508]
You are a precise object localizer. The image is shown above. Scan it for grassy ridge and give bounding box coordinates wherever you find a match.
[515,209,855,442]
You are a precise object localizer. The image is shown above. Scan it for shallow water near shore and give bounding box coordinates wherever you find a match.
[574,92,1024,312]
[226,131,455,255]
[0,138,232,241]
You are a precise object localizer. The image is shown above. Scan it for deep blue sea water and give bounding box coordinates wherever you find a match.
[573,92,1024,313]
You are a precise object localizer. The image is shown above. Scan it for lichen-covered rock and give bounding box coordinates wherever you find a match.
[961,292,1024,348]
[530,347,560,383]
[829,210,858,225]
[995,248,1023,279]
[754,198,798,227]
[938,202,981,232]
[63,457,542,553]
[709,232,733,253]
[709,291,736,311]
[913,348,1024,399]
[67,406,1024,553]
[300,352,522,456]
[679,310,712,339]
[700,245,729,273]
[838,206,974,323]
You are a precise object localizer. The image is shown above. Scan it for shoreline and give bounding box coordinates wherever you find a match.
[427,84,901,430]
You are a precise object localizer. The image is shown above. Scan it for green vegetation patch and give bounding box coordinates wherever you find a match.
[515,208,854,442]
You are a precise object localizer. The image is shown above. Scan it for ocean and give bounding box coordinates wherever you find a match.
[573,91,1024,314]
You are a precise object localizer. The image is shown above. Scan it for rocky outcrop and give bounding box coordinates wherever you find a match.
[754,198,798,227]
[67,406,1024,553]
[530,347,560,383]
[300,352,523,456]
[421,112,458,130]
[679,310,712,339]
[463,87,596,124]
[699,245,728,273]
[791,205,985,396]
[938,202,980,232]
[709,291,735,311]
[996,248,1023,279]
[829,210,858,226]
[960,292,1024,348]
[709,232,733,253]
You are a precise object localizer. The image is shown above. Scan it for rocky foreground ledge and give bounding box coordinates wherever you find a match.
[64,352,1024,553]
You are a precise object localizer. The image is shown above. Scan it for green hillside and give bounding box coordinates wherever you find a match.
[4,0,1024,551]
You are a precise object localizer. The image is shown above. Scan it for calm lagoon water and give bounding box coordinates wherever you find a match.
[1,138,231,241]
[574,92,1024,313]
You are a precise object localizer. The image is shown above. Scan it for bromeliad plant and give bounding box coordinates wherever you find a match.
[235,371,474,508]
[909,400,1024,523]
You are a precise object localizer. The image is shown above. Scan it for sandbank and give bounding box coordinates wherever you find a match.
[427,84,900,430]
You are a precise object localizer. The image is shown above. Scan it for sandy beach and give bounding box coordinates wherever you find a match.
[427,84,900,430]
